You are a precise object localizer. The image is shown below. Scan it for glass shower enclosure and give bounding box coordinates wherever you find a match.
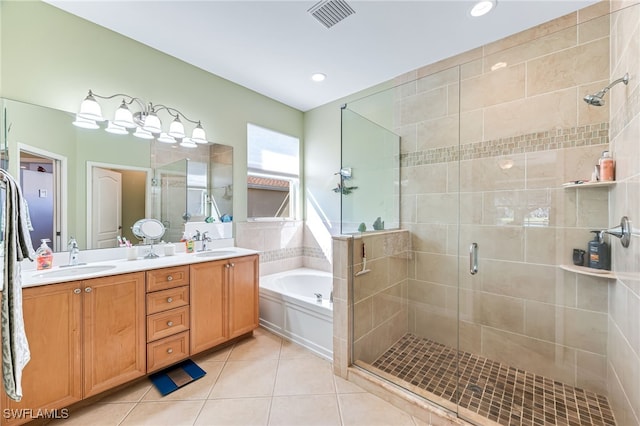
[344,6,627,425]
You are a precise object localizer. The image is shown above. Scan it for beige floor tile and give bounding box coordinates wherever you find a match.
[338,393,416,426]
[142,362,224,401]
[193,345,233,363]
[228,331,283,361]
[195,397,271,426]
[209,358,279,398]
[119,400,205,426]
[334,375,366,394]
[268,394,341,426]
[52,402,135,425]
[279,340,318,359]
[99,379,152,403]
[273,357,336,396]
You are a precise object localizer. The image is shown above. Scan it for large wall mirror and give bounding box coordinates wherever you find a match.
[0,98,233,252]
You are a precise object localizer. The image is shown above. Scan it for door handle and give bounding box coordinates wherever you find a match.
[469,243,478,275]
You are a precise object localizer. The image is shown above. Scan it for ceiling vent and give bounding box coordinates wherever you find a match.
[308,0,355,29]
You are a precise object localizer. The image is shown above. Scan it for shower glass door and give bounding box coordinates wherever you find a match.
[345,7,623,425]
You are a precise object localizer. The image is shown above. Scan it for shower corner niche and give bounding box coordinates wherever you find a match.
[559,264,616,280]
[560,179,617,280]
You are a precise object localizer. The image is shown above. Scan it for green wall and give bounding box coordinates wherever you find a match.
[0,0,304,223]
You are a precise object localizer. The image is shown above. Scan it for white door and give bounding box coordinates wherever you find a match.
[92,167,122,248]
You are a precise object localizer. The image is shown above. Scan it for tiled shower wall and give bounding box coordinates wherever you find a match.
[608,1,640,425]
[331,230,410,377]
[394,0,614,398]
[235,221,331,275]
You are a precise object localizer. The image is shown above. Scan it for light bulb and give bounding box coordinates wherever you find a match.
[113,101,136,128]
[191,122,207,144]
[72,114,99,129]
[157,132,177,144]
[142,111,162,134]
[168,116,186,139]
[105,121,128,135]
[77,91,104,121]
[133,126,154,140]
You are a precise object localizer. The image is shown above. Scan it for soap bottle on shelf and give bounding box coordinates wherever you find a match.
[587,231,610,270]
[35,239,54,270]
[599,151,615,181]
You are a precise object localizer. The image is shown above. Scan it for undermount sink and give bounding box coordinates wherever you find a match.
[33,264,117,279]
[195,250,238,258]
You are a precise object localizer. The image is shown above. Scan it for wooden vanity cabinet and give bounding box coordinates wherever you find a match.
[1,272,146,425]
[190,254,259,354]
[145,266,191,373]
[2,281,82,424]
[82,273,146,397]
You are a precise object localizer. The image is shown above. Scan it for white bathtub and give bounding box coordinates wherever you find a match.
[259,268,333,360]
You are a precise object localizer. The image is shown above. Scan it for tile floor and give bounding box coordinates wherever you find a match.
[370,334,616,426]
[52,328,432,426]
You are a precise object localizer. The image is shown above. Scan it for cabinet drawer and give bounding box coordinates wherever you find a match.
[146,266,189,292]
[147,331,189,373]
[147,286,189,315]
[147,306,190,342]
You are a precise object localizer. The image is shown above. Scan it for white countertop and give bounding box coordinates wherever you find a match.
[21,246,259,288]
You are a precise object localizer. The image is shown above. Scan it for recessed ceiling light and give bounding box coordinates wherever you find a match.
[311,73,326,82]
[470,0,496,17]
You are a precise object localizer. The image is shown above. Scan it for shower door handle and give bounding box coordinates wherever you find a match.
[469,243,479,275]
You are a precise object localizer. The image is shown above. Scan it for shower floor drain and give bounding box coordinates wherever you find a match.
[467,384,483,395]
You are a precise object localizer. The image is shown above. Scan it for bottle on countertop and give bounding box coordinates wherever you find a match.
[181,232,194,254]
[599,150,615,181]
[35,239,54,270]
[587,230,610,270]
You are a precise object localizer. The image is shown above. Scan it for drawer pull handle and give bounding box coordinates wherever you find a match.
[167,321,174,327]
[167,297,173,303]
[73,288,81,294]
[225,264,230,269]
[84,287,92,293]
[230,263,235,267]
[166,275,173,281]
[167,348,173,354]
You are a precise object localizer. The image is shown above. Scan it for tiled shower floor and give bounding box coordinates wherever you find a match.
[367,334,616,426]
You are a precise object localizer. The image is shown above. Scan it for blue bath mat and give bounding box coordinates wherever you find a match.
[149,359,206,396]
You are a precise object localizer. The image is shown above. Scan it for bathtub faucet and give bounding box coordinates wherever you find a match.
[314,293,322,303]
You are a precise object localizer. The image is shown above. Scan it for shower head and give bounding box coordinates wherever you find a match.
[583,73,629,106]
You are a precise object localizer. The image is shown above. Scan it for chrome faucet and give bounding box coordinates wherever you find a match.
[201,231,212,251]
[68,237,80,266]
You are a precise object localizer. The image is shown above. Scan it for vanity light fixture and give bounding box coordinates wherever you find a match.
[74,90,208,144]
[470,0,496,17]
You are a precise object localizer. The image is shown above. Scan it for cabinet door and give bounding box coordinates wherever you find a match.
[190,260,227,353]
[2,282,82,424]
[82,272,146,398]
[228,255,259,339]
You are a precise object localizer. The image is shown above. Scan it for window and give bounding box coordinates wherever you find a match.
[247,124,300,219]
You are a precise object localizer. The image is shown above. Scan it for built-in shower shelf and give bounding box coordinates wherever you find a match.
[560,264,616,279]
[562,180,616,188]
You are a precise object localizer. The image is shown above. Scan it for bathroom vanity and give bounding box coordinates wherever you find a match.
[0,249,258,425]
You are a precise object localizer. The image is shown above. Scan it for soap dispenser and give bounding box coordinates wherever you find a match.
[35,239,54,270]
[587,231,610,270]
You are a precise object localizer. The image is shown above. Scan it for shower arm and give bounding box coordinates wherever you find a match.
[596,73,630,97]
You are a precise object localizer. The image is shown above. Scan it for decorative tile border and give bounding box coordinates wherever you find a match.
[259,246,328,263]
[400,123,609,167]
